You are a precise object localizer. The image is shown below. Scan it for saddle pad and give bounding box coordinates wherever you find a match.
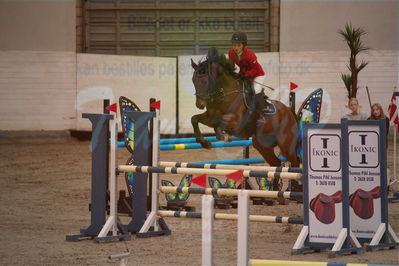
[262,101,276,115]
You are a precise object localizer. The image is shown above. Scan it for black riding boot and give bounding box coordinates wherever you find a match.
[255,91,266,114]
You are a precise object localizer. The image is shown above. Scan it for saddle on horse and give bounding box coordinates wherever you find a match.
[242,81,274,121]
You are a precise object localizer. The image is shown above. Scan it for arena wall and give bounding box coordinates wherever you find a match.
[280,0,398,52]
[0,51,77,131]
[0,1,397,133]
[0,1,76,52]
[76,53,177,134]
[0,50,397,132]
[0,1,77,131]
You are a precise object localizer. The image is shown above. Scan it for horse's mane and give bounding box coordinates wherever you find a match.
[204,47,236,76]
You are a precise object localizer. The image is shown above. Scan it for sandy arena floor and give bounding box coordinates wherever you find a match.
[0,133,398,266]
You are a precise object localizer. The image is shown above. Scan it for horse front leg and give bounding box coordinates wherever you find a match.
[215,126,232,142]
[217,113,239,141]
[191,113,213,149]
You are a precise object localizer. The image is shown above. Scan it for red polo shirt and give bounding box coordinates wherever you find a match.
[228,48,265,80]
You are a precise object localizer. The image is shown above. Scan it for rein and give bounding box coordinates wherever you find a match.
[194,59,247,107]
[209,78,243,104]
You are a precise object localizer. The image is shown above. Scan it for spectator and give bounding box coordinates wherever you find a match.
[368,103,390,135]
[342,97,368,120]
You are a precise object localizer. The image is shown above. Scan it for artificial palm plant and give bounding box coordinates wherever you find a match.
[338,23,370,99]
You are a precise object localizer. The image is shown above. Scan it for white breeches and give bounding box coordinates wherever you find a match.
[253,76,265,94]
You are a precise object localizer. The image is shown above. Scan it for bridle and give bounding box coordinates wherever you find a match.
[192,60,243,102]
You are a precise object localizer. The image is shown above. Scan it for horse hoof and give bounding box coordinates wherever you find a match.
[224,135,232,142]
[201,140,212,149]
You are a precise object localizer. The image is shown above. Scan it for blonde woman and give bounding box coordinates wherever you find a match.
[342,97,368,120]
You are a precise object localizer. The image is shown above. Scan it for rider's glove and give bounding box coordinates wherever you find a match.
[234,64,240,73]
[238,73,246,80]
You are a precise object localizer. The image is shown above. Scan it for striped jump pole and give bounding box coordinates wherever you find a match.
[160,186,303,199]
[158,210,303,224]
[160,139,252,150]
[159,161,302,173]
[117,165,302,181]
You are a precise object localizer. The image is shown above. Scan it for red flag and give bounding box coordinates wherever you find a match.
[191,174,207,188]
[150,100,161,110]
[105,103,117,113]
[226,170,244,184]
[388,87,399,132]
[290,82,298,91]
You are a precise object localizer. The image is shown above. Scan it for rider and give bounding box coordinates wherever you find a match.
[228,31,266,115]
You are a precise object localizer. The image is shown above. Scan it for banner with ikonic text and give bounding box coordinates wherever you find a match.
[346,119,388,241]
[303,123,346,246]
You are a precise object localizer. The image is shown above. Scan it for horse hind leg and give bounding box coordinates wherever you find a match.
[276,127,300,167]
[276,135,303,193]
[252,139,281,167]
[253,139,287,195]
[280,147,300,168]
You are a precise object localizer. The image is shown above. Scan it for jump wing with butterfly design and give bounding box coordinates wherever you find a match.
[119,96,141,154]
[208,177,237,189]
[119,96,141,197]
[296,88,323,159]
[161,175,193,202]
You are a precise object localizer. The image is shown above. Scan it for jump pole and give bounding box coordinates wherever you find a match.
[159,210,303,224]
[160,136,242,144]
[159,186,303,199]
[118,165,301,181]
[160,140,253,150]
[117,136,243,147]
[159,161,302,173]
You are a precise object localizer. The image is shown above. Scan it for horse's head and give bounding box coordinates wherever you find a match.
[191,48,237,109]
[191,58,220,109]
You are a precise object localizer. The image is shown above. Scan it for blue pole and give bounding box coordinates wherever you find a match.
[160,136,242,144]
[195,157,287,165]
[160,140,253,150]
[196,158,265,165]
[117,136,243,147]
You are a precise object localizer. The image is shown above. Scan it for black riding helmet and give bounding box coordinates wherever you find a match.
[231,31,247,46]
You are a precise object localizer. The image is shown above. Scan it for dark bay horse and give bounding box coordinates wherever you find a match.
[190,49,300,167]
